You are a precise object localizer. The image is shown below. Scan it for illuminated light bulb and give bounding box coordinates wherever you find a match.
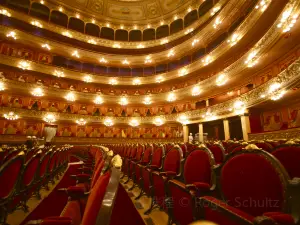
[153,117,164,126]
[202,55,212,66]
[75,13,80,18]
[255,0,270,12]
[213,17,222,29]
[177,115,189,125]
[42,43,51,50]
[191,86,201,96]
[44,114,56,123]
[32,87,44,97]
[137,44,144,48]
[99,57,108,63]
[0,9,11,17]
[145,56,152,64]
[106,23,110,27]
[161,39,169,44]
[83,75,92,83]
[18,61,30,70]
[59,6,63,12]
[65,92,76,102]
[62,31,72,38]
[122,59,130,65]
[167,50,175,58]
[179,68,188,76]
[187,7,192,12]
[174,15,178,20]
[211,6,220,16]
[160,21,164,25]
[167,92,176,102]
[268,82,281,93]
[216,74,228,86]
[129,119,139,127]
[192,39,199,46]
[88,39,97,44]
[184,28,194,35]
[109,78,118,85]
[104,118,114,127]
[120,25,124,29]
[54,70,64,77]
[133,78,141,85]
[0,81,5,91]
[76,118,86,125]
[143,96,152,105]
[91,19,95,24]
[4,112,19,120]
[245,51,258,67]
[134,25,138,29]
[227,33,240,46]
[113,43,121,48]
[40,0,44,4]
[72,50,80,58]
[202,111,216,121]
[6,31,17,39]
[147,24,151,28]
[94,96,103,104]
[233,100,246,115]
[270,90,286,101]
[119,97,128,106]
[31,20,43,28]
[156,76,164,83]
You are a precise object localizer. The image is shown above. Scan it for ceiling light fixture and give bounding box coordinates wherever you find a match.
[106,23,110,27]
[113,43,121,48]
[119,97,128,106]
[6,31,17,39]
[145,56,152,64]
[18,61,30,70]
[167,92,176,102]
[129,119,139,127]
[177,115,189,125]
[192,39,199,46]
[213,17,222,29]
[255,0,270,12]
[83,75,92,83]
[227,33,240,46]
[153,117,164,126]
[40,0,44,4]
[191,86,201,96]
[75,13,80,19]
[179,68,188,76]
[91,19,95,24]
[0,9,11,17]
[143,96,152,105]
[245,51,259,67]
[94,96,103,104]
[4,112,19,120]
[161,39,169,45]
[0,81,5,91]
[133,78,141,85]
[32,87,44,97]
[54,70,64,77]
[58,6,63,12]
[31,20,43,28]
[216,74,228,86]
[137,44,144,48]
[65,92,76,102]
[184,28,194,35]
[202,55,212,66]
[122,59,130,65]
[43,114,56,123]
[88,39,97,44]
[211,6,220,16]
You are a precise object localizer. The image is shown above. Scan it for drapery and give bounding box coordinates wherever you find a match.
[44,125,57,143]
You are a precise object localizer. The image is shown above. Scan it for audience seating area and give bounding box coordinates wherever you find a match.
[110,140,300,225]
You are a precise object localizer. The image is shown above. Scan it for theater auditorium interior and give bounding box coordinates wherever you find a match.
[1,0,300,224]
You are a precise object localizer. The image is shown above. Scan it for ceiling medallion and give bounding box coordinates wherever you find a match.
[43,114,56,123]
[4,112,19,120]
[129,119,139,127]
[104,118,114,127]
[76,118,86,126]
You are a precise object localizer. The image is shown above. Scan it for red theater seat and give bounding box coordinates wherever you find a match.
[198,149,299,225]
[145,145,183,214]
[128,145,145,190]
[208,143,226,164]
[168,145,217,225]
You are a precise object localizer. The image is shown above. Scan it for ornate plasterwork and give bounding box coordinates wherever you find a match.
[1,57,300,124]
[248,128,300,140]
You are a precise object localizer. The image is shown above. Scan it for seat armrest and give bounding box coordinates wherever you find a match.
[160,171,176,179]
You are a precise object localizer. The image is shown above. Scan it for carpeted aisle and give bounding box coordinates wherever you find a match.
[20,164,80,225]
[110,184,146,225]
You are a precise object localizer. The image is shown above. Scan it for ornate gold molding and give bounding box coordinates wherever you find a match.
[248,128,300,140]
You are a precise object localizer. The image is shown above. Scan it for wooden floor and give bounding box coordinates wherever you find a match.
[120,177,169,225]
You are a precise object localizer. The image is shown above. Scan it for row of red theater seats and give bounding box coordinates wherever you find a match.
[28,145,122,225]
[0,146,70,225]
[109,142,300,225]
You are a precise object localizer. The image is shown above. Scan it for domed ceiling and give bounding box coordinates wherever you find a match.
[47,0,193,22]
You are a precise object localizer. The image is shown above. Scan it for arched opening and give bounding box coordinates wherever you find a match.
[85,23,100,37]
[170,19,183,34]
[30,3,49,21]
[115,29,128,41]
[100,27,114,40]
[156,25,169,39]
[143,29,155,41]
[184,10,198,27]
[129,30,142,41]
[50,10,68,28]
[68,17,85,33]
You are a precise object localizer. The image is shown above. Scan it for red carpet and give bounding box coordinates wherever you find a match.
[20,164,80,225]
[110,184,146,225]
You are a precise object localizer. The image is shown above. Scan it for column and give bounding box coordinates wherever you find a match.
[223,119,230,140]
[198,123,204,143]
[183,125,189,143]
[240,115,251,141]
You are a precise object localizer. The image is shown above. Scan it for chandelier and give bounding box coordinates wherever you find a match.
[94,96,103,104]
[83,75,92,83]
[153,117,164,126]
[167,92,176,102]
[177,115,189,125]
[76,118,86,125]
[32,87,44,97]
[104,118,114,127]
[65,92,76,102]
[129,119,139,127]
[0,81,5,91]
[143,96,152,105]
[216,74,228,86]
[133,78,141,85]
[233,100,246,115]
[4,112,19,120]
[18,61,30,70]
[109,78,118,85]
[156,76,164,83]
[54,70,64,77]
[43,114,56,123]
[6,31,16,39]
[191,86,201,96]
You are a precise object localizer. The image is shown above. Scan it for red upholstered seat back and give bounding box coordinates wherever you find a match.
[91,160,105,188]
[142,146,152,163]
[130,147,137,159]
[135,146,144,161]
[4,150,20,162]
[22,153,41,187]
[48,152,57,172]
[163,148,181,173]
[0,154,24,199]
[208,145,225,164]
[272,145,300,178]
[39,153,51,177]
[231,145,245,154]
[221,152,288,217]
[255,142,273,152]
[151,147,164,167]
[184,150,212,185]
[180,144,187,157]
[25,150,35,162]
[81,171,111,225]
